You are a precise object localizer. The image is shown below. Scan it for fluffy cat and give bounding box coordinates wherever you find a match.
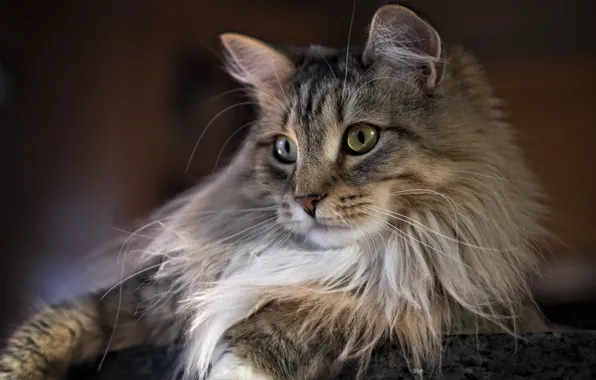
[0,5,548,380]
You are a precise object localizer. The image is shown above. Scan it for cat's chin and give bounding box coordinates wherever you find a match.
[304,224,368,249]
[284,205,384,249]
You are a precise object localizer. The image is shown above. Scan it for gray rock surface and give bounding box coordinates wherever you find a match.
[68,332,596,379]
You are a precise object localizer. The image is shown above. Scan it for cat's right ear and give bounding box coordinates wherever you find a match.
[220,33,295,104]
[363,5,444,91]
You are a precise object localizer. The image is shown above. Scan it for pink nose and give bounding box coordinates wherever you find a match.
[295,194,326,217]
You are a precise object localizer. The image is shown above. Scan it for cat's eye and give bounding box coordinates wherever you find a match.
[344,123,379,155]
[273,136,297,163]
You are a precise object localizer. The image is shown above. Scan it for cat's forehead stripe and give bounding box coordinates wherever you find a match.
[322,127,342,162]
[282,47,404,169]
[283,50,370,165]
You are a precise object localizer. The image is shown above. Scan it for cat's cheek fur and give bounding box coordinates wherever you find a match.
[208,352,273,380]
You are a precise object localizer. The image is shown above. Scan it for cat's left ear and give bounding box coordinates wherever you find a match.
[363,5,444,90]
[220,33,295,103]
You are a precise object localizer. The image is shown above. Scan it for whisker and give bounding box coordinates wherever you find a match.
[352,75,429,100]
[449,169,533,185]
[365,205,515,253]
[98,203,173,365]
[318,53,337,81]
[202,216,279,247]
[155,206,277,222]
[272,64,289,107]
[366,214,421,259]
[366,215,434,280]
[100,263,162,299]
[142,216,280,267]
[366,213,471,270]
[356,224,373,256]
[212,120,257,172]
[389,187,513,234]
[109,206,277,239]
[199,87,246,107]
[98,219,144,370]
[254,223,285,246]
[253,88,287,110]
[185,101,258,175]
[389,188,461,235]
[98,279,122,370]
[342,0,357,96]
[268,230,293,252]
[107,225,156,241]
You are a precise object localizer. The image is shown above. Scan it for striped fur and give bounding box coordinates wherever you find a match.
[0,5,548,380]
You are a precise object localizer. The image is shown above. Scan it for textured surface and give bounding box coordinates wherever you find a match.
[68,332,596,379]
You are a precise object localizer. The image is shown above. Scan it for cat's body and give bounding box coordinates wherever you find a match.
[0,5,548,380]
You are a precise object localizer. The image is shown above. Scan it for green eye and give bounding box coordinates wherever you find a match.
[344,123,379,155]
[273,136,297,163]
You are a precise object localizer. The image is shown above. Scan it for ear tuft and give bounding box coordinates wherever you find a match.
[220,33,295,95]
[363,5,444,90]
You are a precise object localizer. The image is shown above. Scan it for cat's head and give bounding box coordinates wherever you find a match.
[220,5,545,254]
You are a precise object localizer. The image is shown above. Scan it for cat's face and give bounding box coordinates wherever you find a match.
[219,7,451,249]
[219,6,542,253]
[247,53,453,248]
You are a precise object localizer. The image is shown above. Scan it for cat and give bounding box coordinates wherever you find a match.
[0,5,549,380]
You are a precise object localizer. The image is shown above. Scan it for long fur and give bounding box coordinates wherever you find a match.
[127,17,547,380]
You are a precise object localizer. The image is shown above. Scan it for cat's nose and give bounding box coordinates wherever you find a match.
[295,193,327,218]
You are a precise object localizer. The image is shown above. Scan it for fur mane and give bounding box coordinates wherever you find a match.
[125,47,547,380]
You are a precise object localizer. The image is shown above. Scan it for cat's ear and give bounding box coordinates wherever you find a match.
[220,33,295,101]
[363,5,444,90]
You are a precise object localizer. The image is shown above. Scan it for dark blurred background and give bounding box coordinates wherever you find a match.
[0,0,595,338]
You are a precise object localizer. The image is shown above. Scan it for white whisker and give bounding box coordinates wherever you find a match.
[365,205,517,253]
[352,75,429,100]
[368,213,470,270]
[318,53,337,81]
[342,0,357,96]
[185,101,257,175]
[390,188,462,235]
[100,263,162,300]
[449,169,533,185]
[199,87,246,107]
[212,120,257,172]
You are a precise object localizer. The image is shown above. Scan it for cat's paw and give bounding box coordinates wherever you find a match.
[0,355,62,380]
[208,352,272,380]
